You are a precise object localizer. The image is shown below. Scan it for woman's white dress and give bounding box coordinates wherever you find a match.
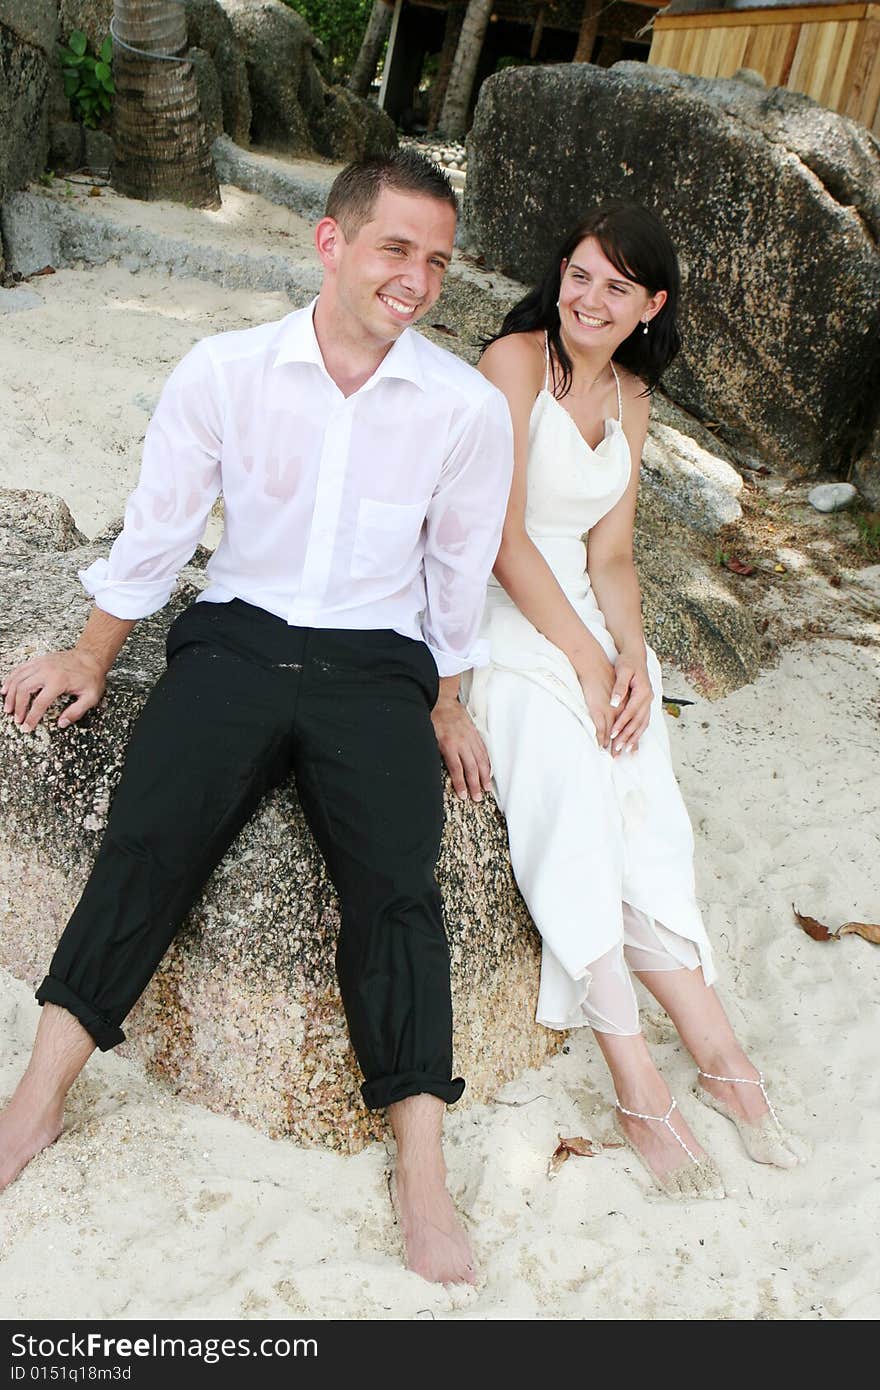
[464,358,715,1032]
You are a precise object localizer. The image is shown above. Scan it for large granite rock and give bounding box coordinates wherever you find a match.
[184,0,252,147]
[56,0,111,53]
[635,419,758,694]
[220,0,396,159]
[0,1,55,237]
[0,488,559,1151]
[464,63,880,482]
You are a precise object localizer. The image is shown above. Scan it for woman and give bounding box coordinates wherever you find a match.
[432,203,803,1198]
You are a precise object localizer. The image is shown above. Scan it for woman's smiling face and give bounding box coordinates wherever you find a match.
[558,236,666,352]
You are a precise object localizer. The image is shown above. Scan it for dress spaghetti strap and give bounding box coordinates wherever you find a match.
[610,362,623,426]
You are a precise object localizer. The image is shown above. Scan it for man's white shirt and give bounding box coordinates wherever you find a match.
[81,302,514,676]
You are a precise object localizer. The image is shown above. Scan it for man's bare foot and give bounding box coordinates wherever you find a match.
[0,1088,64,1190]
[1,1003,95,1191]
[390,1161,475,1285]
[387,1092,476,1285]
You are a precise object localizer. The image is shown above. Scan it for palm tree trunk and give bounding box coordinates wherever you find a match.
[427,1,465,134]
[348,0,393,99]
[111,0,219,207]
[573,0,602,63]
[437,0,494,141]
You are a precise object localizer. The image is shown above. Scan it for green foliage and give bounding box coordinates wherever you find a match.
[853,506,880,555]
[58,31,115,130]
[281,0,374,81]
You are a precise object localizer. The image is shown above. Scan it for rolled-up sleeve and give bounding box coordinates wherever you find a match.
[422,386,513,677]
[80,341,223,619]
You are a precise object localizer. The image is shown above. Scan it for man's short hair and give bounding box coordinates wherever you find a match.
[325,150,457,239]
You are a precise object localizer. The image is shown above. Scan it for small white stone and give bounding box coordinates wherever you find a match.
[808,482,858,513]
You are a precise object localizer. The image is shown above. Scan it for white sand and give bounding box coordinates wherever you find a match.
[1,255,879,1321]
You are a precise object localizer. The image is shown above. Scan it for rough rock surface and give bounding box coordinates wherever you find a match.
[0,1,55,233]
[56,0,111,52]
[853,423,880,511]
[0,488,86,550]
[184,0,252,147]
[220,0,395,159]
[188,45,225,146]
[211,134,337,223]
[0,493,559,1150]
[310,83,397,164]
[641,420,742,535]
[464,63,880,482]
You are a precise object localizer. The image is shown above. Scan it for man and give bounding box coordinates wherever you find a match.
[0,152,513,1285]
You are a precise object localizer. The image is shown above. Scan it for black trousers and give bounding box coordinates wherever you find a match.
[36,599,465,1110]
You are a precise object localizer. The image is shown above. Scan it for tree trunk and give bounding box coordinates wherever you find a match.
[573,0,602,63]
[348,0,393,98]
[437,0,493,141]
[427,1,465,133]
[111,0,220,208]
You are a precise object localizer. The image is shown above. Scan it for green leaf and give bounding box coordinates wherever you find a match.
[83,68,100,89]
[63,74,79,97]
[100,35,113,63]
[69,30,87,57]
[60,49,84,65]
[101,75,116,94]
[95,62,111,82]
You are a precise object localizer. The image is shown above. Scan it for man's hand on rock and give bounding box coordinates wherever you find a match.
[431,682,491,803]
[2,649,107,733]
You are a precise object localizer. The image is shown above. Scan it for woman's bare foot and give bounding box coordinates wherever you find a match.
[0,1088,64,1190]
[614,1075,725,1200]
[693,1052,807,1168]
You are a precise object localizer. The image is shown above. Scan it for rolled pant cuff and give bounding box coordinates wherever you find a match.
[35,976,126,1051]
[361,1071,466,1111]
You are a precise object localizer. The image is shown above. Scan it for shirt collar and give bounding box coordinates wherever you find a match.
[273,298,426,393]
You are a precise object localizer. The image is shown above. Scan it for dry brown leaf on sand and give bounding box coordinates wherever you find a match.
[547,1134,623,1178]
[724,556,756,576]
[792,905,836,941]
[792,905,880,943]
[836,921,880,944]
[547,1135,600,1178]
[429,323,458,337]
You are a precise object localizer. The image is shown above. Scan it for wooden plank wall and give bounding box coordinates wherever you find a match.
[649,4,880,133]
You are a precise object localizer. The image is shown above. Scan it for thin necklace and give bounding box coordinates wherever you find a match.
[555,333,611,395]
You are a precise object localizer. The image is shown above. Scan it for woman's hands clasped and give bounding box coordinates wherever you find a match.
[575,643,653,756]
[609,649,653,754]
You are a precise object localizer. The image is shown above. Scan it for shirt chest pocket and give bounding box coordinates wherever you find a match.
[351,497,428,580]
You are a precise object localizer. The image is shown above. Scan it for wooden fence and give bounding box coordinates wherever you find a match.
[649,4,880,132]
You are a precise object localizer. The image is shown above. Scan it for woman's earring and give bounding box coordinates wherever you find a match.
[642,318,649,336]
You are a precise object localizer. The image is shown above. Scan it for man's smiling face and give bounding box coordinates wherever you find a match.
[327,187,456,347]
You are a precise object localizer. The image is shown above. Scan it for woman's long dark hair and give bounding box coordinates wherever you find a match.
[483,201,681,397]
